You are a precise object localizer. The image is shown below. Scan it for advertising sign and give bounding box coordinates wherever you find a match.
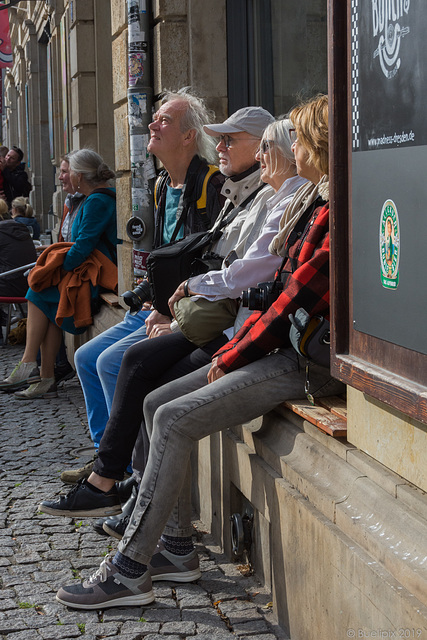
[351,0,427,354]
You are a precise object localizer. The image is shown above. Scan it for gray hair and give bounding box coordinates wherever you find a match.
[261,118,296,176]
[67,149,115,186]
[161,88,218,165]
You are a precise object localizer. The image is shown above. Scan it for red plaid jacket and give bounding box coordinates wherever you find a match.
[214,199,330,373]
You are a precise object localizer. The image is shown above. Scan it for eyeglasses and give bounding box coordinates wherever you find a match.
[259,140,273,154]
[217,135,259,149]
[289,129,298,144]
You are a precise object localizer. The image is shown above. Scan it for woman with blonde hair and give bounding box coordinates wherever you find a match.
[11,196,41,240]
[0,149,118,399]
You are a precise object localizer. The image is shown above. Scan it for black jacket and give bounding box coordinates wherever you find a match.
[3,163,32,206]
[0,220,37,296]
[153,155,225,248]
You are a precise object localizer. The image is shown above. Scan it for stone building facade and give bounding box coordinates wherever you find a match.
[2,0,113,235]
[3,1,427,638]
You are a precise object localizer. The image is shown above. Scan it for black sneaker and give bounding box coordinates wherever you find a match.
[54,361,75,384]
[93,517,110,537]
[39,479,122,518]
[101,487,137,540]
[56,557,154,609]
[117,476,137,504]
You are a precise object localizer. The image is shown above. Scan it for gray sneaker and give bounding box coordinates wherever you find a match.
[148,540,201,582]
[14,377,57,399]
[56,557,154,609]
[0,361,40,390]
[60,454,97,484]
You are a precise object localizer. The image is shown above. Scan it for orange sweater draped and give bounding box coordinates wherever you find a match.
[28,242,117,328]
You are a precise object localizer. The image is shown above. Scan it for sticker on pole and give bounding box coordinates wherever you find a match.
[379,199,400,289]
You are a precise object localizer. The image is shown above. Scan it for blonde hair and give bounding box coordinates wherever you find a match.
[0,198,9,218]
[12,196,34,218]
[289,94,329,176]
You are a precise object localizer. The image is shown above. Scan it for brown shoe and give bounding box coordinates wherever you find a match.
[60,454,97,484]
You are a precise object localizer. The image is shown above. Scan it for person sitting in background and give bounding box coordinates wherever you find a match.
[1,146,32,206]
[0,198,37,326]
[0,198,37,296]
[42,155,86,386]
[0,149,118,400]
[11,196,41,240]
[0,146,8,202]
[57,156,86,243]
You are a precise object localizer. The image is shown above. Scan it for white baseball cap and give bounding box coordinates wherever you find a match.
[204,106,274,139]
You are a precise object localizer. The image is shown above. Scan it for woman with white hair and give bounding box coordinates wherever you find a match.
[0,149,117,399]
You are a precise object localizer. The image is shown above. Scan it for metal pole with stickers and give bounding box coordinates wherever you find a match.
[126,0,156,284]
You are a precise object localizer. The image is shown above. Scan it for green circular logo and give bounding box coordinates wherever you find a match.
[379,199,400,289]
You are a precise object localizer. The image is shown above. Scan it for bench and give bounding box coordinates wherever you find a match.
[100,292,121,307]
[283,394,347,438]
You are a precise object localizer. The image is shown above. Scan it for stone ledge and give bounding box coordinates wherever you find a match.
[336,475,427,606]
[221,425,427,636]
[242,410,427,609]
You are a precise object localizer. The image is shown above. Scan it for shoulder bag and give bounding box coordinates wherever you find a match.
[288,307,330,368]
[174,296,239,347]
[146,186,263,316]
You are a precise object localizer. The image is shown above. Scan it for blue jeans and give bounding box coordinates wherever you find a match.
[118,347,345,564]
[74,309,151,449]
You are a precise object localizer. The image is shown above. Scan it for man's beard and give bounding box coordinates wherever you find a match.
[219,163,233,177]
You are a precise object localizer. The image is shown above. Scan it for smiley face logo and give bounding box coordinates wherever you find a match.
[372,0,410,79]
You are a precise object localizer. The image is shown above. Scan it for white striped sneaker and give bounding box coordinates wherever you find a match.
[0,361,40,390]
[14,377,58,399]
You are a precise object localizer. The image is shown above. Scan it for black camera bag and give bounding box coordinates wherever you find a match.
[146,229,221,316]
[146,185,264,316]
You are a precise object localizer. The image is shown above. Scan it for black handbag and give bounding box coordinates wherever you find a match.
[288,307,330,368]
[146,185,264,316]
[146,229,221,316]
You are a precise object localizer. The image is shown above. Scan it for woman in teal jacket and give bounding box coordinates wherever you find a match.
[0,149,118,399]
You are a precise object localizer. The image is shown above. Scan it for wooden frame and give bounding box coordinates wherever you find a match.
[328,0,427,425]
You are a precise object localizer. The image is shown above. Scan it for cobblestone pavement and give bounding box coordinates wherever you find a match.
[0,344,287,640]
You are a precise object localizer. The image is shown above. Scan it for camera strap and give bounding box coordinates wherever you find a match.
[170,159,221,243]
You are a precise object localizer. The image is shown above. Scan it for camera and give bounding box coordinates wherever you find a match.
[241,280,283,312]
[122,279,152,315]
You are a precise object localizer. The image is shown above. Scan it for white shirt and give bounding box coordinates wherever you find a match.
[188,174,307,303]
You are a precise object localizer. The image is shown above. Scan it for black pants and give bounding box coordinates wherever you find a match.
[93,331,228,480]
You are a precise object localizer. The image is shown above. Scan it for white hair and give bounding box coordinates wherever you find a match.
[161,88,218,165]
[260,117,296,176]
[67,149,115,185]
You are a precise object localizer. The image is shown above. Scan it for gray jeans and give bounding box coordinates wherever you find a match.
[119,347,345,564]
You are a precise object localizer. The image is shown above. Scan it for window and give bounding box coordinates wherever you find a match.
[226,0,327,116]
